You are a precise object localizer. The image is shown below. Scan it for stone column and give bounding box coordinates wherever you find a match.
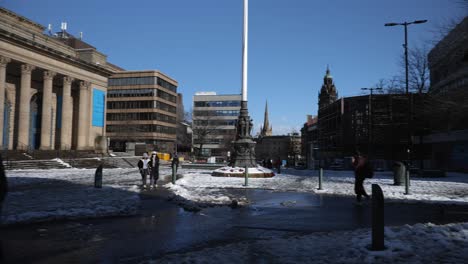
[40,71,56,150]
[18,64,35,150]
[77,81,90,149]
[0,56,11,149]
[60,76,74,150]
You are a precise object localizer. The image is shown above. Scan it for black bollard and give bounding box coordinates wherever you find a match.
[318,168,323,190]
[171,163,176,184]
[94,164,103,188]
[371,184,385,250]
[0,154,7,260]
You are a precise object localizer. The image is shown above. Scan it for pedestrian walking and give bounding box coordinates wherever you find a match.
[137,153,150,188]
[149,151,160,189]
[352,151,371,204]
[276,157,282,174]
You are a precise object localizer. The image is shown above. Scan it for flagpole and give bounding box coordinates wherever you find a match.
[242,0,248,101]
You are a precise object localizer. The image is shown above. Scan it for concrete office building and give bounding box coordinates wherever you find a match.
[0,8,119,151]
[192,92,241,161]
[106,71,178,154]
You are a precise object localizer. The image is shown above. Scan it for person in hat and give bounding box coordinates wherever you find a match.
[137,153,150,188]
[149,151,160,189]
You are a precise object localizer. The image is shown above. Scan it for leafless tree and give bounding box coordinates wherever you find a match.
[405,45,430,94]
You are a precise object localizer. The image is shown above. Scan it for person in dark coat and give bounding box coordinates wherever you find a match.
[352,151,370,203]
[266,158,273,169]
[149,151,160,189]
[137,153,150,188]
[276,157,282,174]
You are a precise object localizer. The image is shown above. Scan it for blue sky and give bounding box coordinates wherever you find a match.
[1,0,464,135]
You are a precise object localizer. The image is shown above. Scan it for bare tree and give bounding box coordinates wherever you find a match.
[399,45,431,94]
[192,110,221,158]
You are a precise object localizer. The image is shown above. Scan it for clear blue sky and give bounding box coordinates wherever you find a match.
[1,0,464,135]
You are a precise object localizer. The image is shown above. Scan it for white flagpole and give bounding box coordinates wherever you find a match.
[242,0,248,101]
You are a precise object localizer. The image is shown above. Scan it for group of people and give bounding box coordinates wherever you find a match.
[262,157,282,173]
[137,151,160,189]
[137,151,180,189]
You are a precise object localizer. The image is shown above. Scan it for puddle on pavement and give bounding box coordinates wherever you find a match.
[236,189,322,209]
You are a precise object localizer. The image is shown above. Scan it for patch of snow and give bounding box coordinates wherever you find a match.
[144,222,468,263]
[165,168,468,207]
[52,158,72,168]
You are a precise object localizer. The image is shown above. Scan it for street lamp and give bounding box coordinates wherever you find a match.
[384,20,427,95]
[385,19,427,166]
[361,87,383,159]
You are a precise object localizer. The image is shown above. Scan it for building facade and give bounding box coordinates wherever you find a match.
[106,71,178,154]
[424,16,468,172]
[301,115,318,169]
[192,92,241,161]
[255,134,301,166]
[0,8,117,151]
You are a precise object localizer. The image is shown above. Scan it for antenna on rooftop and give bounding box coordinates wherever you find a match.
[79,32,83,40]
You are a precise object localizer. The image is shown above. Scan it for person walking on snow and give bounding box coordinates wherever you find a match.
[149,151,160,189]
[137,153,150,188]
[352,151,370,204]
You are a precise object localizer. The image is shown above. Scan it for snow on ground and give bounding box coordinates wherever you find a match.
[145,222,468,264]
[165,168,468,207]
[1,167,172,225]
[2,166,467,225]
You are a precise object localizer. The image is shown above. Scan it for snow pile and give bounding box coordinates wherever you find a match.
[52,158,72,168]
[213,166,274,174]
[144,222,468,263]
[1,168,176,225]
[165,169,468,207]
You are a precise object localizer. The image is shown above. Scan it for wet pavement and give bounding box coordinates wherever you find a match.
[1,188,468,263]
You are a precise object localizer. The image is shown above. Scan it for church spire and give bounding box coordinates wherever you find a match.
[260,101,272,137]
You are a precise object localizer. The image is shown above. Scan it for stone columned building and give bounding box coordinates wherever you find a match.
[0,8,119,151]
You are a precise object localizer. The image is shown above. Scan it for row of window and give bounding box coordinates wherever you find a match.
[194,101,241,107]
[109,77,177,93]
[193,139,229,145]
[107,112,176,124]
[193,120,237,126]
[107,89,177,102]
[107,100,176,113]
[193,129,236,136]
[193,110,239,117]
[107,124,176,134]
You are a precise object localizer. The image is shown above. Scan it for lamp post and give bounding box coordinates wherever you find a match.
[384,20,427,166]
[361,87,382,159]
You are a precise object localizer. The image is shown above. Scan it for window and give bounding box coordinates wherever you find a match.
[108,77,156,86]
[194,100,241,107]
[157,78,177,93]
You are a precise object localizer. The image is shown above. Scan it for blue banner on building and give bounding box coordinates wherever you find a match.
[92,88,105,127]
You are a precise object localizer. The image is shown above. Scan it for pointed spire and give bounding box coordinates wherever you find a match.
[261,100,272,137]
[326,64,330,75]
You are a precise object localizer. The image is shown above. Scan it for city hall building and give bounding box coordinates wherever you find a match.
[106,71,178,154]
[0,8,120,151]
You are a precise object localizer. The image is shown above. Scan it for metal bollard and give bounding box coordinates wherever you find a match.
[94,164,103,188]
[244,165,248,186]
[318,168,323,190]
[172,163,176,184]
[405,170,410,195]
[371,184,385,250]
